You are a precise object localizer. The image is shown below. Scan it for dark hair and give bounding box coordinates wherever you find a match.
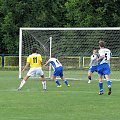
[99,40,105,47]
[32,48,37,53]
[51,53,57,58]
[92,47,97,50]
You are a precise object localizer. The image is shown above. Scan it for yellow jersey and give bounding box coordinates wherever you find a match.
[27,53,42,68]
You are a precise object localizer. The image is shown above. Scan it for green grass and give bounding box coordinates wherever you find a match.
[0,71,120,120]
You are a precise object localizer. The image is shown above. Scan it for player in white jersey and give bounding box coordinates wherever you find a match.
[44,54,70,87]
[97,41,112,95]
[17,48,47,91]
[88,48,98,83]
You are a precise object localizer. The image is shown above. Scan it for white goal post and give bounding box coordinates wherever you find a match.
[19,27,120,80]
[19,28,53,79]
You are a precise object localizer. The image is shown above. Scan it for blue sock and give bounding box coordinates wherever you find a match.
[88,76,91,80]
[99,82,103,92]
[107,80,111,88]
[64,80,68,86]
[55,80,61,86]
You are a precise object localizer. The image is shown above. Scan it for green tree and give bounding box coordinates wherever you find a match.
[65,0,120,27]
[0,0,67,53]
[0,0,120,54]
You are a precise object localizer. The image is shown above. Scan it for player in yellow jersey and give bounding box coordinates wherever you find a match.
[17,48,47,91]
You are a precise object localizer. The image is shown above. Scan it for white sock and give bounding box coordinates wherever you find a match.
[44,81,46,89]
[19,79,26,89]
[42,81,46,90]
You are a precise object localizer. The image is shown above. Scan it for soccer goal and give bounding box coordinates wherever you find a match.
[19,28,120,80]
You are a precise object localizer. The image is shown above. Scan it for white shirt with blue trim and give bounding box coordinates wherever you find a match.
[48,58,62,70]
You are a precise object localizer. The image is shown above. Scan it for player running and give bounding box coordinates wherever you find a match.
[17,48,47,91]
[88,48,98,83]
[44,54,70,87]
[97,40,112,95]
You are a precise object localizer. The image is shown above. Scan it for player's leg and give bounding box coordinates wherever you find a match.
[97,65,104,95]
[52,75,61,87]
[88,66,97,83]
[41,75,47,90]
[52,68,62,87]
[37,68,47,90]
[105,74,111,95]
[18,68,35,90]
[104,64,112,95]
[60,76,70,87]
[18,75,30,90]
[88,71,92,83]
[59,66,70,87]
[98,75,104,95]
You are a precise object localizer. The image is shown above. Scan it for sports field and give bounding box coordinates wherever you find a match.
[0,71,120,120]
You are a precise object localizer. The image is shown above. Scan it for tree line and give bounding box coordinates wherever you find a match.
[0,0,120,54]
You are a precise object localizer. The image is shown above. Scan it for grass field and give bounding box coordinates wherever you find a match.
[0,71,120,120]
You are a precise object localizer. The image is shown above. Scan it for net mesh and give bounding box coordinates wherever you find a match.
[20,29,120,80]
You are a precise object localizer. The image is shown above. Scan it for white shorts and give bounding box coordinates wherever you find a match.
[27,67,44,77]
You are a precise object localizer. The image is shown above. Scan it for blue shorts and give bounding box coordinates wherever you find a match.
[53,66,63,77]
[88,66,97,73]
[97,63,111,76]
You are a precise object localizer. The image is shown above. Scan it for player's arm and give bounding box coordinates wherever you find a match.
[41,61,43,66]
[44,59,50,66]
[89,61,92,67]
[22,62,29,72]
[97,55,104,62]
[89,57,92,67]
[22,56,30,72]
[39,56,43,66]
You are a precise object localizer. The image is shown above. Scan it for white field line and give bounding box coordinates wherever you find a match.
[6,117,40,120]
[29,77,120,81]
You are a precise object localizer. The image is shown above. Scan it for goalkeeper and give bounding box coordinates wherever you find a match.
[44,54,70,87]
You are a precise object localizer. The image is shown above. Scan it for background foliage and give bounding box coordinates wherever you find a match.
[0,0,120,54]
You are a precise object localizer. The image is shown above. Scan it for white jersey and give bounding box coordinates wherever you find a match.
[98,48,111,65]
[48,58,62,70]
[90,54,98,67]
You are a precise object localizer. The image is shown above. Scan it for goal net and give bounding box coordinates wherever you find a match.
[19,28,120,80]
